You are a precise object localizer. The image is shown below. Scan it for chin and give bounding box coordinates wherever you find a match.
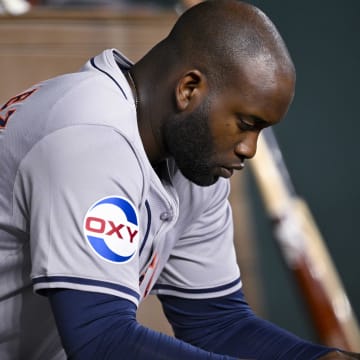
[184,172,219,187]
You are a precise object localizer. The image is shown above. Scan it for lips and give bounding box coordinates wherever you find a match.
[219,167,233,178]
[231,161,245,171]
[217,161,245,179]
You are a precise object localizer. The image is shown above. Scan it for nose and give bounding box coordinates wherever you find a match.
[235,131,259,159]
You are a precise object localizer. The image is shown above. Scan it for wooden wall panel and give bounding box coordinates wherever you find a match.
[0,9,177,102]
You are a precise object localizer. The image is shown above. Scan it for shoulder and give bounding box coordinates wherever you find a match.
[22,49,140,145]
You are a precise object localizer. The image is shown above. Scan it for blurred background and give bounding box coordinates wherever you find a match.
[0,0,359,349]
[246,0,360,344]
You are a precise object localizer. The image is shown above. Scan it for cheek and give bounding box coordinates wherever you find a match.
[211,119,241,152]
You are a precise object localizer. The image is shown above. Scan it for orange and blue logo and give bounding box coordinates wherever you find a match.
[83,196,139,264]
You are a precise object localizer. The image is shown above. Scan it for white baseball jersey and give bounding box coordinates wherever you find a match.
[0,49,241,359]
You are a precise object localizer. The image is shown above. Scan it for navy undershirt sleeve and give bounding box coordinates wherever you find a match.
[47,289,237,360]
[159,289,336,360]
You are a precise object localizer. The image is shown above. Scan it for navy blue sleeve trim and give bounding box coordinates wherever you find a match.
[90,57,127,99]
[159,289,336,360]
[153,277,241,294]
[33,275,140,301]
[48,289,237,360]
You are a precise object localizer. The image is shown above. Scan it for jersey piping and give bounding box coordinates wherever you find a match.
[90,57,128,100]
[153,277,241,295]
[139,200,151,256]
[33,276,140,301]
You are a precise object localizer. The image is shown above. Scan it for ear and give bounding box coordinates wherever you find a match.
[175,69,207,111]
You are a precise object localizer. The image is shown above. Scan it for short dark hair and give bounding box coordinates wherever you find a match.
[166,0,294,92]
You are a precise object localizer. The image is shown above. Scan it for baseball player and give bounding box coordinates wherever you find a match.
[0,0,359,359]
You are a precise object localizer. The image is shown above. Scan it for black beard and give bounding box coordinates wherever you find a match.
[163,100,218,186]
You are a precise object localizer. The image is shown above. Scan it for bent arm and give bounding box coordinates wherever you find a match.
[48,289,238,360]
[159,289,342,360]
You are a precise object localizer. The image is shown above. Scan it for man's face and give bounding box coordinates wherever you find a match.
[164,62,295,187]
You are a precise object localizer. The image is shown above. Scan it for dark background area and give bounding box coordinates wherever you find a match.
[243,0,360,343]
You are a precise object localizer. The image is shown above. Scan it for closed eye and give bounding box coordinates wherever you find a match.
[236,114,269,132]
[238,118,256,131]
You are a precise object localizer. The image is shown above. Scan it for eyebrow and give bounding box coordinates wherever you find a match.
[250,115,269,127]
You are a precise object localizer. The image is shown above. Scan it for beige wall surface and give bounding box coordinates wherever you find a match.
[0,8,177,102]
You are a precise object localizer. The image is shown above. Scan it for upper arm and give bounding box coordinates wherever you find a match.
[18,125,145,304]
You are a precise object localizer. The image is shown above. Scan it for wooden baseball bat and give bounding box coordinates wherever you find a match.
[250,128,360,350]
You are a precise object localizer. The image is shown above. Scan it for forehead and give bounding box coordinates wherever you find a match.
[225,56,295,124]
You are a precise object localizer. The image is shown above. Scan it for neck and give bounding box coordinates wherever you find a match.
[125,69,138,109]
[138,109,167,165]
[128,68,168,165]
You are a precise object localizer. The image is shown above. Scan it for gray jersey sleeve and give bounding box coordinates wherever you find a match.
[17,125,145,306]
[152,177,242,299]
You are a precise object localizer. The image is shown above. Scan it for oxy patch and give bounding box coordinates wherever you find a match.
[83,196,139,264]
